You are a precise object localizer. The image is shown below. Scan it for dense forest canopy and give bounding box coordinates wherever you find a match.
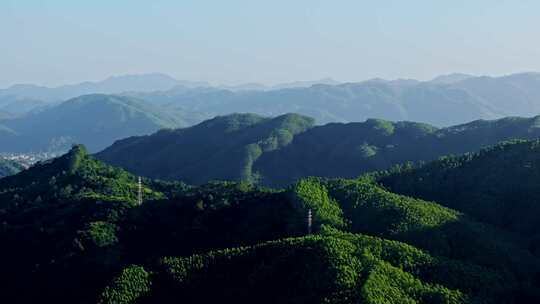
[97,114,540,187]
[97,113,315,184]
[2,143,540,303]
[4,0,540,302]
[378,139,540,253]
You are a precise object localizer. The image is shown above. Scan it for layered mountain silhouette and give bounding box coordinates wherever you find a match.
[0,73,206,104]
[3,72,540,127]
[126,72,540,127]
[0,94,194,153]
[97,113,540,187]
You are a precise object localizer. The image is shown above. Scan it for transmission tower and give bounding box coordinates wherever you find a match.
[307,209,312,235]
[137,176,143,205]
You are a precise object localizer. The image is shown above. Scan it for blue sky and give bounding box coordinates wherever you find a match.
[1,0,539,87]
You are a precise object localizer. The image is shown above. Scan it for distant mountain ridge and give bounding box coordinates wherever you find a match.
[0,74,342,116]
[3,71,540,148]
[0,94,195,153]
[0,74,340,104]
[219,78,341,91]
[430,73,475,84]
[126,72,540,127]
[0,73,204,104]
[97,113,540,187]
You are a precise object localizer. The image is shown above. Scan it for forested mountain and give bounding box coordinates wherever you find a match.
[378,139,540,252]
[0,157,22,178]
[127,72,540,127]
[0,94,195,153]
[97,113,315,184]
[2,145,540,303]
[5,74,540,303]
[98,114,540,187]
[255,115,540,186]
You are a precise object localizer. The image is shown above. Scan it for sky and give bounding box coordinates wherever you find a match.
[1,0,540,88]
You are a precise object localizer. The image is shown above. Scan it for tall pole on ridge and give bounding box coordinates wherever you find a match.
[138,176,143,205]
[307,209,312,235]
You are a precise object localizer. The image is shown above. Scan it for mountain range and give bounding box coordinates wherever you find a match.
[3,72,540,128]
[0,73,206,104]
[0,73,338,110]
[0,94,196,153]
[124,72,540,127]
[2,142,540,303]
[97,113,540,187]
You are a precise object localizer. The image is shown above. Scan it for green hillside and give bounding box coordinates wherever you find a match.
[95,176,540,304]
[2,145,540,303]
[98,114,540,187]
[256,116,540,186]
[378,139,540,253]
[97,113,315,184]
[106,236,468,304]
[288,178,539,284]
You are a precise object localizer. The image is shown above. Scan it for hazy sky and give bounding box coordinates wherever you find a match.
[1,0,540,88]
